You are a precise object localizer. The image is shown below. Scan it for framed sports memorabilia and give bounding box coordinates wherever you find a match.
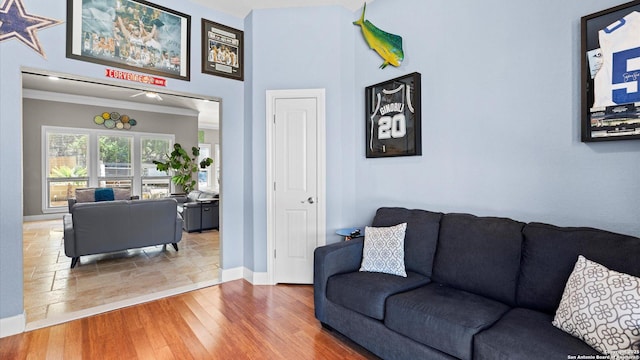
[581,0,640,142]
[66,0,190,81]
[365,72,422,158]
[201,18,244,81]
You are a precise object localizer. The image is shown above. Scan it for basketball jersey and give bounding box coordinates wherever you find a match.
[369,83,415,155]
[592,11,640,109]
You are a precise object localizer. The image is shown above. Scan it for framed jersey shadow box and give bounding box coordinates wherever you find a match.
[581,0,640,142]
[365,72,422,158]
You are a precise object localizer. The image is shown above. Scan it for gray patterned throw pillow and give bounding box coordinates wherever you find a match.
[553,255,640,356]
[359,223,407,277]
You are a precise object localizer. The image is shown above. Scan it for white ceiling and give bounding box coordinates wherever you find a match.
[191,0,372,18]
[22,72,220,129]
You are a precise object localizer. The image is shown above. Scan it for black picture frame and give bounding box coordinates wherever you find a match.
[66,0,191,81]
[581,0,640,142]
[365,72,422,158]
[201,18,244,81]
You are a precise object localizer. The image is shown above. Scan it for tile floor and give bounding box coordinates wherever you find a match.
[23,220,220,325]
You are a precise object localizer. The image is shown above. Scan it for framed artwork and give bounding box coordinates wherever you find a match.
[201,18,244,81]
[581,0,640,142]
[365,72,422,158]
[66,0,191,81]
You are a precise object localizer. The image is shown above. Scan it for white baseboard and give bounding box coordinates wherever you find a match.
[243,268,270,285]
[220,267,270,285]
[219,267,244,282]
[0,312,26,338]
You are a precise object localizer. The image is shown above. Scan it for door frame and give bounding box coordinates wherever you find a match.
[265,89,327,285]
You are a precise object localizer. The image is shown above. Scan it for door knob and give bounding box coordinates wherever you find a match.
[301,197,315,204]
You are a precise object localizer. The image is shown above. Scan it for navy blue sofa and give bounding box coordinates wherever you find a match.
[314,207,640,359]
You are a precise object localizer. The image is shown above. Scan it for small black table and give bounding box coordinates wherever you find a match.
[336,227,365,240]
[196,198,216,233]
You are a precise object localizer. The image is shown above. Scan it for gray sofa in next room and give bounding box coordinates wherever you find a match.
[63,198,183,268]
[314,207,640,360]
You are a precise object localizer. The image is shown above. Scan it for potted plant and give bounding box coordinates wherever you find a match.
[153,143,213,194]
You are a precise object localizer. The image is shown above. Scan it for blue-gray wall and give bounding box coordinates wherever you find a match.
[350,0,640,233]
[246,6,358,272]
[2,0,640,323]
[0,0,245,320]
[244,0,640,275]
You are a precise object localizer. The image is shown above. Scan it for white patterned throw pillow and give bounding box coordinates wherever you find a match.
[553,255,640,356]
[359,223,407,277]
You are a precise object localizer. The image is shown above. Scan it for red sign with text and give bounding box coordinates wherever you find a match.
[105,68,167,87]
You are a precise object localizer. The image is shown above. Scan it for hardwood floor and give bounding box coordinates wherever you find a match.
[0,280,378,359]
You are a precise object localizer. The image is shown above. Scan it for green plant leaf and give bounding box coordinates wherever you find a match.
[154,142,214,193]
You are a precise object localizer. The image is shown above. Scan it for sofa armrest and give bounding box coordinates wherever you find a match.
[182,201,203,208]
[174,214,183,243]
[169,194,188,204]
[67,198,77,213]
[63,214,75,257]
[313,238,364,322]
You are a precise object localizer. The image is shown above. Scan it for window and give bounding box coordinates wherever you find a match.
[98,134,133,190]
[43,126,173,212]
[141,137,172,199]
[198,143,212,190]
[45,132,89,208]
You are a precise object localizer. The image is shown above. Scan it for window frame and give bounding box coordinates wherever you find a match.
[42,126,174,213]
[97,133,134,190]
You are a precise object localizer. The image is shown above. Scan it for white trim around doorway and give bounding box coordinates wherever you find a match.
[265,88,327,285]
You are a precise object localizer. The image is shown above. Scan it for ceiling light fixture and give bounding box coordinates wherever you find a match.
[131,91,162,101]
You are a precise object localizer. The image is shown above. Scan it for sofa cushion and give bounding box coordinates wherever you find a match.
[474,308,599,360]
[385,283,510,360]
[326,271,430,320]
[553,256,640,355]
[432,213,525,306]
[360,223,407,277]
[75,188,95,203]
[371,207,443,277]
[518,222,640,314]
[187,191,201,201]
[113,188,131,200]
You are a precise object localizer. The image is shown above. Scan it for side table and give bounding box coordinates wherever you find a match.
[196,198,216,233]
[336,227,365,241]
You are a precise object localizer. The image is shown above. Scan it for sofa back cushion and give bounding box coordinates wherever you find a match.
[517,222,640,314]
[113,188,131,200]
[75,188,95,203]
[75,187,131,202]
[187,191,201,201]
[432,213,525,306]
[371,207,443,277]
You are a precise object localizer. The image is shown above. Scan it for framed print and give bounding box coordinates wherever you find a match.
[201,19,244,81]
[66,0,191,81]
[365,72,422,158]
[581,0,640,142]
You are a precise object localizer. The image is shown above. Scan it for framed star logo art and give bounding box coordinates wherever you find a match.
[0,0,63,58]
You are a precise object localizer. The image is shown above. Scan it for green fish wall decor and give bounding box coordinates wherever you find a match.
[353,3,404,69]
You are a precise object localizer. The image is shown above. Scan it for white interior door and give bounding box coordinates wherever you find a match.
[269,90,325,284]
